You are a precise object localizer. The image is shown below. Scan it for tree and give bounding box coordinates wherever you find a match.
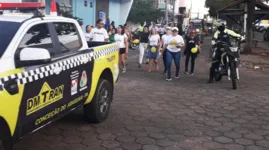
[127,0,163,23]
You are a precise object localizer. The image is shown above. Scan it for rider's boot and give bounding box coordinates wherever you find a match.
[207,78,213,84]
[207,67,214,84]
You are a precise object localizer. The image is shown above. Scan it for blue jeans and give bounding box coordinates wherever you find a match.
[166,50,181,79]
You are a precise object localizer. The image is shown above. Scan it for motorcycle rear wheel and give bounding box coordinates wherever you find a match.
[230,62,237,90]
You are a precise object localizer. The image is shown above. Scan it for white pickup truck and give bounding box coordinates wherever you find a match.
[0,13,119,150]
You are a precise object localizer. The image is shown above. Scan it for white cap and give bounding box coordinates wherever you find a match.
[172,27,178,31]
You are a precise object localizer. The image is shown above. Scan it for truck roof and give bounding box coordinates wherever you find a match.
[0,14,72,23]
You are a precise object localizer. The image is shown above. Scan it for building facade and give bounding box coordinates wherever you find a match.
[0,0,133,31]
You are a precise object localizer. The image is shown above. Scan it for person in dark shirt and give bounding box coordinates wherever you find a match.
[138,26,150,67]
[184,29,200,75]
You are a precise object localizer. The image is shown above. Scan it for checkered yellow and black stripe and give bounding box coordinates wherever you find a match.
[0,44,119,91]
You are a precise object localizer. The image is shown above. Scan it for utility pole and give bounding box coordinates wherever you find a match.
[245,0,255,53]
[165,0,169,25]
[172,0,175,21]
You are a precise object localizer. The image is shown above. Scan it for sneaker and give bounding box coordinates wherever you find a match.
[175,76,180,79]
[191,73,194,75]
[166,78,172,81]
[138,64,142,68]
[122,68,126,73]
[163,72,167,75]
[184,71,189,75]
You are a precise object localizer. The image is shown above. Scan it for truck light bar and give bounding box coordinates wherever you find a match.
[0,2,45,10]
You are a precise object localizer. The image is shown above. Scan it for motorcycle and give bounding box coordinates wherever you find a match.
[212,38,245,89]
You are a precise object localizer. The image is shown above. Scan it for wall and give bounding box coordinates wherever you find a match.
[109,0,121,26]
[95,0,109,23]
[119,0,133,25]
[72,0,96,31]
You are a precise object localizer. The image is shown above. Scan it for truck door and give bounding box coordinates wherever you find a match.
[16,22,94,137]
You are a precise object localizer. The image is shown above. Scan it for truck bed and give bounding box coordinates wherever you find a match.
[87,41,112,48]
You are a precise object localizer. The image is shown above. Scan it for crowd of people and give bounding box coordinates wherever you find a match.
[84,18,203,81]
[135,22,202,81]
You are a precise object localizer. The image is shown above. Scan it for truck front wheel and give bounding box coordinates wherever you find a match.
[0,135,12,150]
[83,78,113,123]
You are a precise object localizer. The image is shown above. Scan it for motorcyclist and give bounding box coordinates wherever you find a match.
[207,19,244,83]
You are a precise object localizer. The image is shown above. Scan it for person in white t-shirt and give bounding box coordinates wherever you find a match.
[165,27,185,81]
[89,19,109,42]
[85,25,93,41]
[147,27,161,72]
[160,27,171,74]
[114,25,128,73]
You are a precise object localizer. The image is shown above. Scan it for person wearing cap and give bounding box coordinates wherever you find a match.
[165,27,185,81]
[161,26,172,74]
[184,29,200,75]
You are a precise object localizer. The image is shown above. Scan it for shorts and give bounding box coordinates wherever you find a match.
[147,45,159,59]
[120,48,126,54]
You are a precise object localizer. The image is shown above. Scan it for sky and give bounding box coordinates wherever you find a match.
[185,0,209,19]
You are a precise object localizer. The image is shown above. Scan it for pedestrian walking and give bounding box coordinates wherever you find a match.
[147,28,161,72]
[184,30,200,75]
[166,27,185,81]
[115,25,128,73]
[161,27,171,74]
[138,26,150,68]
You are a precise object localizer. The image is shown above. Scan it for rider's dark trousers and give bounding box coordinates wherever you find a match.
[209,49,223,80]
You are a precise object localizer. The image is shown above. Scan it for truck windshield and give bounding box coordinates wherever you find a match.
[0,21,21,58]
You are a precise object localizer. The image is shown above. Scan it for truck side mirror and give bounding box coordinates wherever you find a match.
[18,47,51,67]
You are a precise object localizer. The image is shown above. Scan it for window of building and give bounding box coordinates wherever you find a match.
[53,22,82,52]
[18,23,53,50]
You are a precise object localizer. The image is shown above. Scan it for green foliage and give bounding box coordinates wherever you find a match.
[127,0,163,23]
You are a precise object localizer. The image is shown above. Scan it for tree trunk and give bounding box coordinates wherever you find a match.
[244,0,255,54]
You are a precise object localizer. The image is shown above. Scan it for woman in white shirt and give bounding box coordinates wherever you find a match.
[114,25,128,73]
[165,27,185,81]
[147,28,161,72]
[85,25,93,41]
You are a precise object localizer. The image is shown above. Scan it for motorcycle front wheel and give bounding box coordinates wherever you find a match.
[214,72,222,82]
[230,62,237,89]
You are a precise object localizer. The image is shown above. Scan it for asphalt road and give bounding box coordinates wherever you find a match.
[14,37,269,150]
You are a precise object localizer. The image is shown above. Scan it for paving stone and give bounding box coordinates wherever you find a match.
[235,138,254,145]
[65,144,87,150]
[202,141,223,149]
[149,133,166,140]
[223,132,242,139]
[213,136,233,144]
[256,140,269,147]
[156,139,175,147]
[101,141,121,149]
[116,135,136,143]
[244,133,263,140]
[98,133,116,141]
[136,137,155,145]
[122,142,142,150]
[142,145,161,150]
[224,144,245,150]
